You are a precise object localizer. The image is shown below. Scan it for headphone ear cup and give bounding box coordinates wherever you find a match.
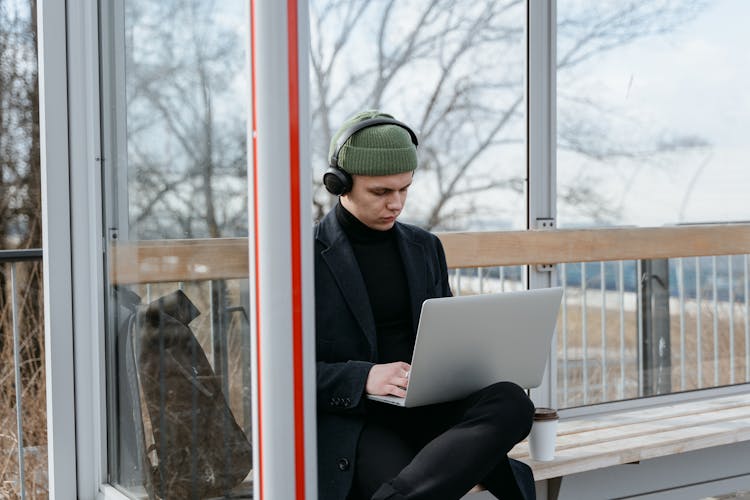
[323,167,352,195]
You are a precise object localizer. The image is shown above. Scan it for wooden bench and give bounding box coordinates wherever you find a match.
[495,392,750,499]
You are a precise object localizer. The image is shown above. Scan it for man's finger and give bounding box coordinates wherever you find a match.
[393,376,409,388]
[388,385,407,398]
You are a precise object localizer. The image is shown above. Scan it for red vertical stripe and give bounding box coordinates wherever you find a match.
[287,1,307,499]
[249,1,263,499]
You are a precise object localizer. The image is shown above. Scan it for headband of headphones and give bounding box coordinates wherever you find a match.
[329,117,419,169]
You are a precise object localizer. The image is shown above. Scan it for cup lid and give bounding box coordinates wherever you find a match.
[533,407,559,421]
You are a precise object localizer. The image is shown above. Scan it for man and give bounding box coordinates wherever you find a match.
[315,110,535,500]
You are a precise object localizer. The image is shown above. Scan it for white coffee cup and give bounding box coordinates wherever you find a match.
[529,407,559,461]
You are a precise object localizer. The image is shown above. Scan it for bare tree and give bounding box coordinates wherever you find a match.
[122,2,249,412]
[124,0,247,240]
[310,0,710,230]
[1,0,41,249]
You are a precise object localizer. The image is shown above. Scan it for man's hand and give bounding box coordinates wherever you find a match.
[366,361,411,397]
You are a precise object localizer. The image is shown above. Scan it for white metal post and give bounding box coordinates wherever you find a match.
[249,1,317,499]
[526,0,557,409]
[67,0,108,497]
[37,0,78,497]
[526,4,557,497]
[98,0,130,243]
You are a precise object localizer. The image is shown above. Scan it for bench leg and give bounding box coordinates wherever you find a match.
[547,477,562,500]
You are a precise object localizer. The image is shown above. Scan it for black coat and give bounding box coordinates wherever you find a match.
[314,209,450,500]
[314,210,534,500]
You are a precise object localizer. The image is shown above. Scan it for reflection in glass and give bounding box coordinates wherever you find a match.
[103,1,253,496]
[557,0,749,227]
[125,0,248,240]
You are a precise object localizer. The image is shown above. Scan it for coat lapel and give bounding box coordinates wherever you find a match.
[318,213,378,355]
[395,224,429,334]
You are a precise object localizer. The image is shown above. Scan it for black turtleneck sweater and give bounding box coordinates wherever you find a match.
[336,202,414,363]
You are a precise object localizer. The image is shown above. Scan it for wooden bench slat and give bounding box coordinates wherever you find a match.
[554,395,750,436]
[509,393,750,481]
[512,405,750,456]
[515,416,750,480]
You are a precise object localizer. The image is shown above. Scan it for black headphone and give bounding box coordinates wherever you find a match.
[323,117,419,196]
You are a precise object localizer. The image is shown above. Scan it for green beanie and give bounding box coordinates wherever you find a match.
[328,110,418,176]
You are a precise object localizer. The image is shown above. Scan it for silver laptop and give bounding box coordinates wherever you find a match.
[367,287,563,407]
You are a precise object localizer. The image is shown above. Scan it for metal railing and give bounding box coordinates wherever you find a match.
[451,255,750,408]
[0,248,43,500]
[110,223,750,412]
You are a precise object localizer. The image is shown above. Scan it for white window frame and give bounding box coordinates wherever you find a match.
[37,0,78,496]
[39,0,109,497]
[527,0,558,411]
[67,0,109,497]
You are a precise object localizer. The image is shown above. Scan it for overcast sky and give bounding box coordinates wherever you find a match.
[558,0,750,227]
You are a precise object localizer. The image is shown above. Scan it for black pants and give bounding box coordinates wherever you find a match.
[349,381,535,500]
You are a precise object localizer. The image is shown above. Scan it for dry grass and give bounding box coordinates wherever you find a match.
[0,261,48,499]
[558,295,750,408]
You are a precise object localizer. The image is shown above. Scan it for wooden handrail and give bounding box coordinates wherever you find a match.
[440,223,750,268]
[111,237,249,284]
[110,223,750,284]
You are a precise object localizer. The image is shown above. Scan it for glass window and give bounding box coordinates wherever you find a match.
[1,2,46,497]
[309,0,526,231]
[558,0,750,227]
[122,0,248,240]
[556,0,750,407]
[101,0,253,495]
